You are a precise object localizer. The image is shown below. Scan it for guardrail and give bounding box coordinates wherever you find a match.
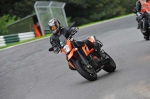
[0,32,35,47]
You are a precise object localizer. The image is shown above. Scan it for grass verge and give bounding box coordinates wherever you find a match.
[0,34,51,49]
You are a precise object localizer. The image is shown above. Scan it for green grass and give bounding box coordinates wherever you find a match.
[79,13,133,28]
[0,13,133,50]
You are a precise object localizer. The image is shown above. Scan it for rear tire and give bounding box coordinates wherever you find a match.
[74,60,97,81]
[144,35,149,40]
[102,52,116,73]
[141,18,150,40]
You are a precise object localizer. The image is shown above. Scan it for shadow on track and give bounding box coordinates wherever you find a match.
[75,70,120,85]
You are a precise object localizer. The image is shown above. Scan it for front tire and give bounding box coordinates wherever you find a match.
[102,52,116,73]
[74,60,97,81]
[69,64,76,70]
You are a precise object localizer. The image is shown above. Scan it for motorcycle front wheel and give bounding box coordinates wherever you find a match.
[102,52,116,73]
[74,60,97,81]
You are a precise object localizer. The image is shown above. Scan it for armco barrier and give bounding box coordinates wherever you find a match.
[0,32,35,47]
[4,34,19,44]
[0,36,6,46]
[18,32,35,41]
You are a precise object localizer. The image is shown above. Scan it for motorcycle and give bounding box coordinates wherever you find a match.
[50,23,116,81]
[134,0,150,40]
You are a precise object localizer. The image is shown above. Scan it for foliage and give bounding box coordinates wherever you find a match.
[0,0,137,34]
[0,15,20,35]
[67,17,72,26]
[62,0,137,25]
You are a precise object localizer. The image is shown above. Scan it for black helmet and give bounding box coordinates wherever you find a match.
[48,18,60,34]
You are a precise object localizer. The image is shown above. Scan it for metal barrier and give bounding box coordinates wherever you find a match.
[18,32,35,41]
[0,36,6,46]
[0,32,35,47]
[34,1,68,35]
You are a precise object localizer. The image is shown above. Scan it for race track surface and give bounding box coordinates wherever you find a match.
[1,15,150,99]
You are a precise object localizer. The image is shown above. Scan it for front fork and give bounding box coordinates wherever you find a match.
[75,48,99,70]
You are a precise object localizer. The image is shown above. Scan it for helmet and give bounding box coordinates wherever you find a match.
[48,18,60,34]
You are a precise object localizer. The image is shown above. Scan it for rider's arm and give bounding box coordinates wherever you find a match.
[133,1,141,14]
[49,36,56,51]
[64,27,78,38]
[69,27,79,35]
[136,1,141,12]
[60,26,79,38]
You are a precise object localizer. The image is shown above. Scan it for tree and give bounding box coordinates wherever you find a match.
[0,0,137,34]
[0,15,20,35]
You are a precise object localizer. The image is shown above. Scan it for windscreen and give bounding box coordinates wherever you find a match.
[59,34,66,47]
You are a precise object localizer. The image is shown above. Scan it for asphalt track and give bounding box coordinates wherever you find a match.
[1,15,150,99]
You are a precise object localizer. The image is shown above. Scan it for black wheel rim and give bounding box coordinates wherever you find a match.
[82,64,97,77]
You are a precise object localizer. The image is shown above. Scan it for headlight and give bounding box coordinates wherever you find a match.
[63,45,70,53]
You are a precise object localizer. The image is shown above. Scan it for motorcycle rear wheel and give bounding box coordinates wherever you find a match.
[102,52,116,73]
[74,60,97,81]
[144,35,149,40]
[140,18,150,40]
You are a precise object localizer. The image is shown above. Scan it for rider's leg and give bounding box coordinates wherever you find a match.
[136,16,142,29]
[135,1,142,29]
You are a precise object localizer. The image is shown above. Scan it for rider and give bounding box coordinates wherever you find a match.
[48,18,78,52]
[48,18,103,69]
[133,0,142,29]
[48,18,79,70]
[133,0,149,30]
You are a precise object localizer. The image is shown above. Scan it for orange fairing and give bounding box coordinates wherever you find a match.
[139,0,150,13]
[82,44,94,56]
[88,37,95,44]
[61,48,66,54]
[61,40,73,54]
[67,48,77,60]
[68,61,75,69]
[93,56,98,60]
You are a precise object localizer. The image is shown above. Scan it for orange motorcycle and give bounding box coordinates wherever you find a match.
[50,23,116,81]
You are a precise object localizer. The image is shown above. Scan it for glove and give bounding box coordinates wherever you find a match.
[70,27,79,35]
[133,7,138,14]
[49,47,54,51]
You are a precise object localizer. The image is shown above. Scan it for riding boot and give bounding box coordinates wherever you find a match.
[148,20,150,29]
[137,22,140,29]
[136,15,143,29]
[94,48,105,58]
[98,50,108,58]
[142,30,146,34]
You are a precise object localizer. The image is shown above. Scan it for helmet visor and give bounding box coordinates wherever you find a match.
[50,25,58,31]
